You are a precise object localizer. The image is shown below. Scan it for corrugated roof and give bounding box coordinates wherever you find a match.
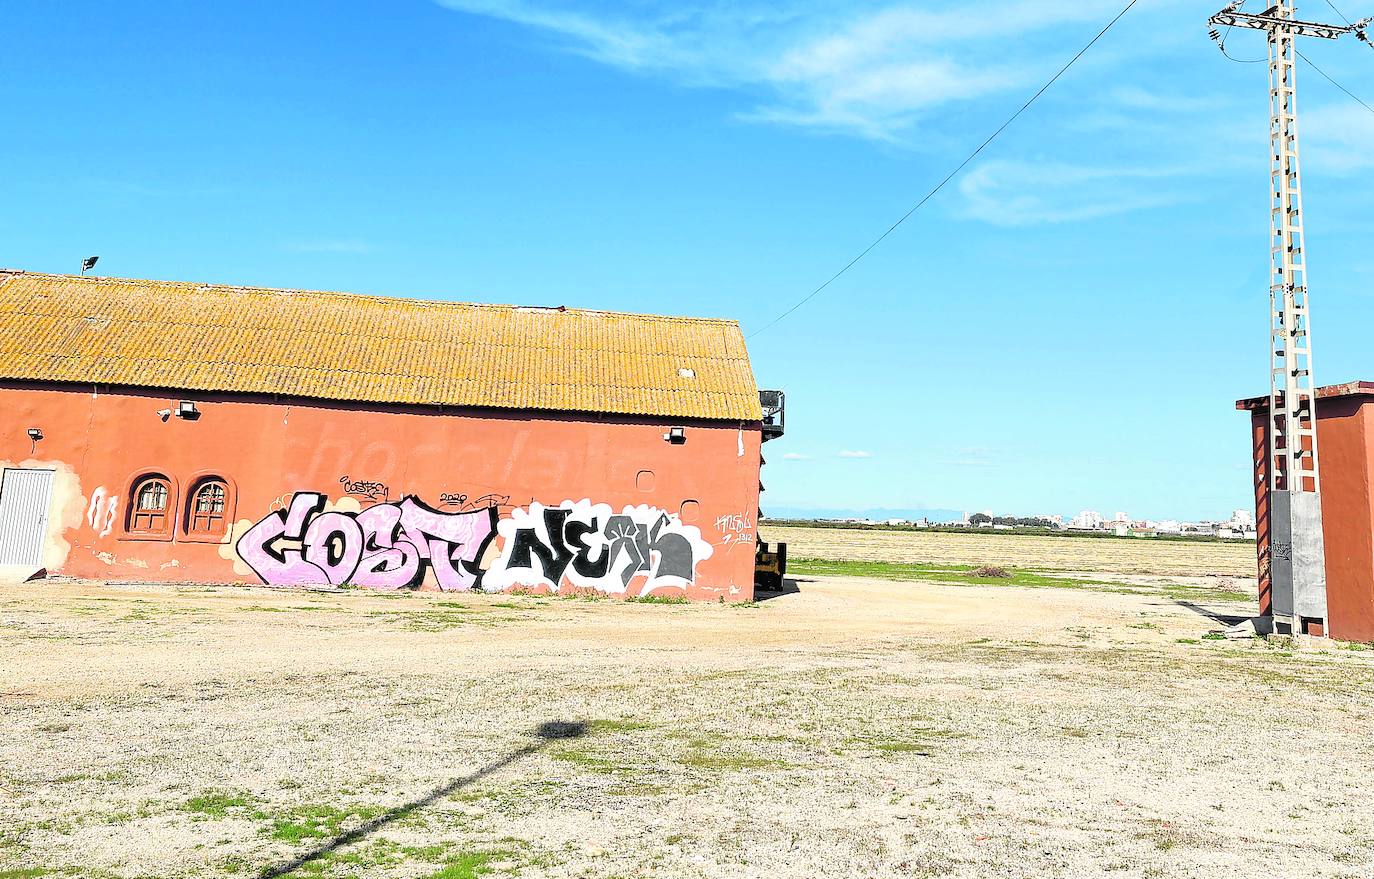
[0,271,763,421]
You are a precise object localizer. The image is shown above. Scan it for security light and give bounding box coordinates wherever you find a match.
[177,400,200,419]
[664,427,686,445]
[26,428,42,441]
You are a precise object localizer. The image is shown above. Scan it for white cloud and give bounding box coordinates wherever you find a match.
[782,452,811,461]
[837,450,873,459]
[957,159,1191,226]
[434,1,1140,140]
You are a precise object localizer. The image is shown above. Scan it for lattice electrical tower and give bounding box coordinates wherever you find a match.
[1207,2,1371,635]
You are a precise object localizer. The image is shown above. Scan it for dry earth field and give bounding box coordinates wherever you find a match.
[5,528,1374,879]
[765,525,1258,577]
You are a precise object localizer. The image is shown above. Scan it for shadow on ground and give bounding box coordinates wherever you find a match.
[257,720,588,878]
[754,577,803,602]
[1175,600,1250,628]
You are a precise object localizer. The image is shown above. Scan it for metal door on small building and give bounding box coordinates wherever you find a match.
[0,468,56,566]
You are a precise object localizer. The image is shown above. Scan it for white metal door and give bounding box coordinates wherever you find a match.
[0,468,56,566]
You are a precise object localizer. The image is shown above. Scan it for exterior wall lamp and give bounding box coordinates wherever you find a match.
[664,427,686,445]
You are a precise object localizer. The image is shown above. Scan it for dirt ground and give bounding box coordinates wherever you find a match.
[764,526,1257,577]
[5,571,1374,879]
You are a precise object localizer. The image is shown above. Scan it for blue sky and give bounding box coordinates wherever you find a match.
[3,0,1372,520]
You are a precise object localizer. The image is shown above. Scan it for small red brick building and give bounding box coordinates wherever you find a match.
[1239,381,1374,641]
[0,271,780,601]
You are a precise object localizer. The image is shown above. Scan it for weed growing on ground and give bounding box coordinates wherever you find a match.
[182,790,259,819]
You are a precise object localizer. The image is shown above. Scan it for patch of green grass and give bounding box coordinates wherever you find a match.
[266,803,383,843]
[790,558,1125,590]
[626,595,690,605]
[0,869,48,879]
[589,718,654,733]
[183,790,258,818]
[676,739,780,772]
[550,748,626,774]
[789,558,1253,602]
[426,851,501,879]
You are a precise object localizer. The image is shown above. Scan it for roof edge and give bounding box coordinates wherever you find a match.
[0,269,745,327]
[1236,380,1374,410]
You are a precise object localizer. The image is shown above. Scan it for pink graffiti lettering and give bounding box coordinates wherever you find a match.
[236,492,497,590]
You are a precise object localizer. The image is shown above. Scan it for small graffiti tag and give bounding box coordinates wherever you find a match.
[715,512,755,552]
[440,492,511,512]
[339,476,389,502]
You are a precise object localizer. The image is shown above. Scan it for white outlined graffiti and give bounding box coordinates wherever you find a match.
[86,487,118,538]
[483,500,713,596]
[235,496,712,596]
[236,492,497,590]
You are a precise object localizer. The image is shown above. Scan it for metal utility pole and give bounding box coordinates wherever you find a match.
[1208,2,1371,636]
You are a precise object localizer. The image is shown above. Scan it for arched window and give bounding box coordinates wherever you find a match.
[186,478,229,536]
[128,475,173,534]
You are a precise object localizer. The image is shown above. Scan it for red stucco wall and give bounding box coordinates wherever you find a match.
[1248,393,1374,640]
[0,382,763,601]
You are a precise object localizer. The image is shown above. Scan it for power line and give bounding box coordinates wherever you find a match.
[1296,47,1374,115]
[745,0,1140,339]
[1324,0,1354,27]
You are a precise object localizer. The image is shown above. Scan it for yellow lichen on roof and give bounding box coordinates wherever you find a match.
[0,271,763,421]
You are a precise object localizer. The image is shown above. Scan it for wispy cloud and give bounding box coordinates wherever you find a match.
[434,1,1140,140]
[837,450,873,459]
[957,160,1191,226]
[782,452,812,461]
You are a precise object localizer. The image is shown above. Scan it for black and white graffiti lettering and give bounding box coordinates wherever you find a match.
[485,500,712,595]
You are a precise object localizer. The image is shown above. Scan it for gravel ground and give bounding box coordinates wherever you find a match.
[4,573,1374,879]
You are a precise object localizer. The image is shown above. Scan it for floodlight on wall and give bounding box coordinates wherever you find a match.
[177,400,200,419]
[664,427,686,445]
[27,427,42,455]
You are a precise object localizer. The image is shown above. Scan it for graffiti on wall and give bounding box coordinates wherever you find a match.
[86,486,118,538]
[439,491,511,511]
[235,495,711,595]
[338,476,390,502]
[236,492,497,590]
[482,500,713,595]
[714,512,755,553]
